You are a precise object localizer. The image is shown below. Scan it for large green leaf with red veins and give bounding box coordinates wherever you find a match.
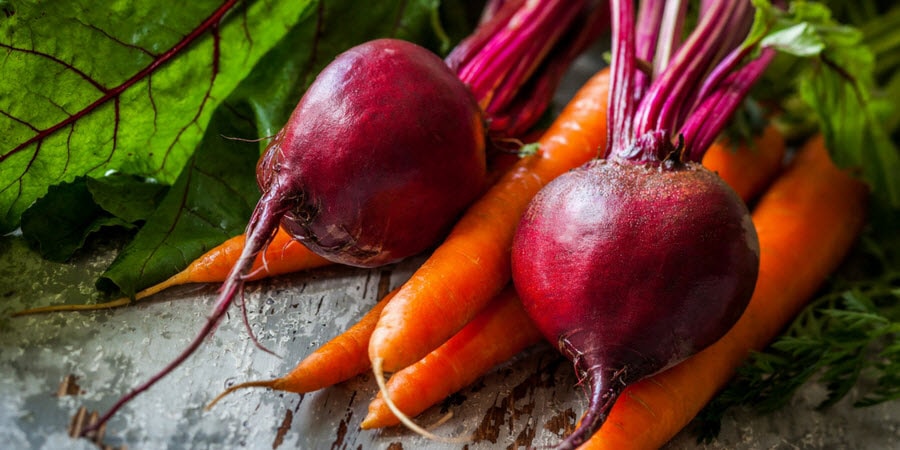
[93,0,477,297]
[0,0,311,234]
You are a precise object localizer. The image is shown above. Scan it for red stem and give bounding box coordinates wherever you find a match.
[682,48,776,160]
[609,0,771,162]
[652,0,688,78]
[635,0,737,137]
[605,0,637,158]
[633,0,665,99]
[488,4,610,136]
[448,0,606,137]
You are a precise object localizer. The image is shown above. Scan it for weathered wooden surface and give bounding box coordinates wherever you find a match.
[1,235,899,450]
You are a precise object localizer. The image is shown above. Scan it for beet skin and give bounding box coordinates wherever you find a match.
[258,38,487,267]
[511,158,759,449]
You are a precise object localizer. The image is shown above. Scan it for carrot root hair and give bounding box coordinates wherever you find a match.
[11,270,192,316]
[11,297,133,316]
[371,357,470,444]
[205,379,277,411]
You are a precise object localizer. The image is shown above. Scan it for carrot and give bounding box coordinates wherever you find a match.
[702,124,786,202]
[357,126,786,430]
[360,285,540,429]
[12,226,332,316]
[205,287,401,409]
[579,134,869,450]
[367,68,612,375]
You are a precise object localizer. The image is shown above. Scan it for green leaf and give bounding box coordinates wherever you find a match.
[95,0,472,296]
[518,142,541,157]
[87,174,169,224]
[0,0,311,234]
[96,106,261,296]
[797,58,900,208]
[760,22,826,55]
[20,178,116,262]
[18,173,165,262]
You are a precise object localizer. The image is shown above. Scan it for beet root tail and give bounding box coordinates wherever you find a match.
[557,367,623,450]
[79,190,289,438]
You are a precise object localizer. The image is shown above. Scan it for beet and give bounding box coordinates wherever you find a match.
[511,155,759,448]
[257,38,486,267]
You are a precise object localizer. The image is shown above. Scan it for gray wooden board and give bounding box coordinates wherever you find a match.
[1,235,898,449]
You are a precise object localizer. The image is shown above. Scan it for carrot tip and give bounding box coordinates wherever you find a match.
[10,271,194,317]
[11,296,133,317]
[205,379,277,411]
[370,357,470,444]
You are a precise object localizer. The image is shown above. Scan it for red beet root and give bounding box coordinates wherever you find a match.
[511,155,759,448]
[257,38,487,268]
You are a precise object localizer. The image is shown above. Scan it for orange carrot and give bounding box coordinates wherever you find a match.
[12,226,332,316]
[368,68,612,374]
[579,135,869,450]
[702,124,786,202]
[357,126,786,430]
[360,285,540,429]
[205,288,400,409]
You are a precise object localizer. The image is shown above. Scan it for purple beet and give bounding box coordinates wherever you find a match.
[509,0,773,448]
[511,154,759,448]
[257,38,486,268]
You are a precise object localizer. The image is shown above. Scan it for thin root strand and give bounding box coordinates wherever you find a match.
[206,380,277,410]
[371,357,470,444]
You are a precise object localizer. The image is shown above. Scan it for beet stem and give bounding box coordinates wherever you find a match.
[682,47,776,160]
[448,0,606,137]
[605,0,637,158]
[634,0,665,98]
[80,190,288,437]
[652,1,688,78]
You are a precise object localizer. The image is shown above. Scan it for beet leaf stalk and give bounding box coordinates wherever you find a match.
[448,0,609,138]
[511,1,779,449]
[79,1,607,438]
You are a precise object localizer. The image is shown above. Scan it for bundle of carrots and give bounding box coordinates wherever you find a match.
[196,2,871,447]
